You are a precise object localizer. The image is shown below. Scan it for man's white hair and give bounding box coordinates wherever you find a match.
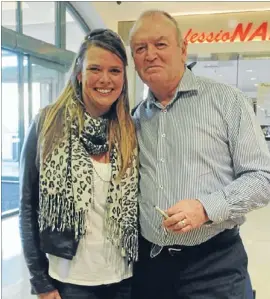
[129,10,183,46]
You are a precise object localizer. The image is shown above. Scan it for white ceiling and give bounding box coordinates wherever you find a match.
[92,1,270,30]
[2,1,270,30]
[2,1,270,29]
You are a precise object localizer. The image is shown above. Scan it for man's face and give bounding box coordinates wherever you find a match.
[131,15,187,89]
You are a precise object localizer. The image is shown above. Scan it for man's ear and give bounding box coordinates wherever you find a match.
[182,40,188,55]
[181,40,188,63]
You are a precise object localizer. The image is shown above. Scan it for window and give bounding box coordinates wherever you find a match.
[22,1,55,44]
[66,7,86,52]
[1,1,17,31]
[30,61,65,115]
[238,57,270,126]
[1,2,89,217]
[186,55,270,128]
[1,49,66,215]
[1,50,20,214]
[23,61,63,133]
[1,3,90,298]
[2,50,20,177]
[186,58,238,87]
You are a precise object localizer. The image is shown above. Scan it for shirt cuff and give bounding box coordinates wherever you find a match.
[197,191,230,223]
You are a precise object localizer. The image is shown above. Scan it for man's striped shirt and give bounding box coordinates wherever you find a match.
[133,68,270,246]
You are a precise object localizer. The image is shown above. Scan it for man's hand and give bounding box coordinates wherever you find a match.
[163,199,209,233]
[38,290,61,299]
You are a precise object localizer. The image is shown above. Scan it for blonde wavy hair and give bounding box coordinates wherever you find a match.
[38,29,137,177]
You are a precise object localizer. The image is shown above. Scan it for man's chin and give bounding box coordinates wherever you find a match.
[146,74,165,85]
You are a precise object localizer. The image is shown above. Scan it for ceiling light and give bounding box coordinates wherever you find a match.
[246,69,253,72]
[250,78,257,81]
[254,83,258,87]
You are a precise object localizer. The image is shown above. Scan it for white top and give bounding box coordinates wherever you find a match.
[48,158,132,285]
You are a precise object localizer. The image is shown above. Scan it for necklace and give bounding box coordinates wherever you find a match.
[88,160,111,232]
[91,160,111,183]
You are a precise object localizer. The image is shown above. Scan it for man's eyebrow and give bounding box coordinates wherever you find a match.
[132,36,169,47]
[156,36,168,42]
[134,36,168,44]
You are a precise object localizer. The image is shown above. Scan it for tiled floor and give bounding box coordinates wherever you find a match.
[2,205,270,299]
[241,204,270,299]
[2,216,35,299]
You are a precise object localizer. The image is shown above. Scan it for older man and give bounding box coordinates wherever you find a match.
[130,10,270,299]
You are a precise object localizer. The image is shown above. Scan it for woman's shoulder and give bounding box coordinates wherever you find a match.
[33,104,55,135]
[39,104,53,117]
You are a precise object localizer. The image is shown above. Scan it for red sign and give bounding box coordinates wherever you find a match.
[184,21,270,43]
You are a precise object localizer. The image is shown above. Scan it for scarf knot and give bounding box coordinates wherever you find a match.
[80,112,109,155]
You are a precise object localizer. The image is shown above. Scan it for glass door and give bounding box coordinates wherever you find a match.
[25,56,66,130]
[1,50,67,214]
[1,49,20,182]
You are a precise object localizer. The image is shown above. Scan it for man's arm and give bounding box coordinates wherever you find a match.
[198,90,270,223]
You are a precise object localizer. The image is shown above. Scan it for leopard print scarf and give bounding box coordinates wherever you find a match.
[38,111,138,263]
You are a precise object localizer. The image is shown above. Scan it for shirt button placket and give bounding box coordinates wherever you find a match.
[157,108,167,196]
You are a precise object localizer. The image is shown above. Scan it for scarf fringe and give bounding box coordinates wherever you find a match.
[121,226,139,263]
[105,218,138,263]
[38,194,87,240]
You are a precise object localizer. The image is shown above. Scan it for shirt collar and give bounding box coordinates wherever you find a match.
[177,67,198,93]
[147,67,198,106]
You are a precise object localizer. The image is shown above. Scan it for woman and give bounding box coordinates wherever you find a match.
[19,29,138,299]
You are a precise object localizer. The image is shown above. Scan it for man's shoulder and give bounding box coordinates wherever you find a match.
[131,99,147,117]
[195,75,247,100]
[196,75,235,92]
[195,74,253,109]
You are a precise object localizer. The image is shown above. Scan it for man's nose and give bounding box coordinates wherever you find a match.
[145,45,157,62]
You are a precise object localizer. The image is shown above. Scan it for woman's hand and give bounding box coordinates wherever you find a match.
[38,290,61,299]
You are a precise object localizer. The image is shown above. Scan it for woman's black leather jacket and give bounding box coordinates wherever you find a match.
[19,113,79,294]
